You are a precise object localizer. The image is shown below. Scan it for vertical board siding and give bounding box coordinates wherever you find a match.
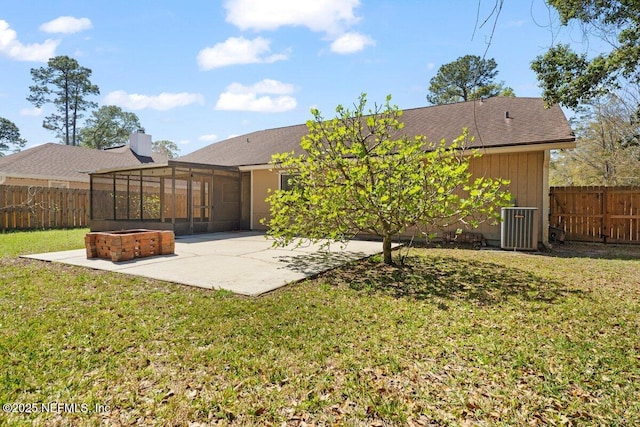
[550,186,640,243]
[467,151,543,242]
[0,185,89,230]
[251,152,545,241]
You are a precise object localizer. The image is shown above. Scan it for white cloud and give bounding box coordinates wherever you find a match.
[330,32,374,54]
[40,16,92,34]
[104,90,205,111]
[0,20,59,62]
[197,36,287,70]
[216,93,297,113]
[228,79,294,95]
[215,79,297,113]
[198,134,219,142]
[20,107,42,116]
[224,0,373,55]
[426,63,435,71]
[225,0,361,34]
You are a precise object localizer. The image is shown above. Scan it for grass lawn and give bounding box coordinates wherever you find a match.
[0,229,639,426]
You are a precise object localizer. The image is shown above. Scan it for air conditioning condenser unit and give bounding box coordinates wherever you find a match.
[501,207,538,250]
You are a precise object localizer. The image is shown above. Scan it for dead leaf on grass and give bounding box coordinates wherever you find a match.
[161,389,175,403]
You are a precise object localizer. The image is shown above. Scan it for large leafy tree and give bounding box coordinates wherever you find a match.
[0,118,27,157]
[264,94,512,265]
[550,94,640,185]
[152,139,180,159]
[427,55,513,105]
[531,0,640,109]
[27,55,100,146]
[80,105,141,149]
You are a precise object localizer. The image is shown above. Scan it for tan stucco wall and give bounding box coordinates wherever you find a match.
[250,150,546,244]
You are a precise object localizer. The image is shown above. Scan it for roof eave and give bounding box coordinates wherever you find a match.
[236,139,577,169]
[168,160,240,172]
[89,162,171,175]
[89,160,241,176]
[238,163,276,171]
[472,138,576,155]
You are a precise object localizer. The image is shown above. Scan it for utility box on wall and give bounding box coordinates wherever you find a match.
[501,207,538,250]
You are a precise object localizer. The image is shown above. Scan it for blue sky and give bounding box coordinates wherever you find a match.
[1,1,596,155]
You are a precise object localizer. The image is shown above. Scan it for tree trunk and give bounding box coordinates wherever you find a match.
[382,235,393,265]
[65,80,70,145]
[72,105,77,146]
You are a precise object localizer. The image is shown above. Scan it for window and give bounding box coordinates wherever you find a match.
[280,173,300,191]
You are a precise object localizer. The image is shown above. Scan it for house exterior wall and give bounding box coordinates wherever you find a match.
[251,169,279,230]
[248,150,546,245]
[399,151,545,245]
[465,151,544,244]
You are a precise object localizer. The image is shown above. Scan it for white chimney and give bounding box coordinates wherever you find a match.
[129,129,152,157]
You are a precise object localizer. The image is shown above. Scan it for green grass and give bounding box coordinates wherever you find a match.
[1,230,639,426]
[0,228,88,257]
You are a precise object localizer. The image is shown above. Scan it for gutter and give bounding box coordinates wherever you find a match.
[236,139,577,171]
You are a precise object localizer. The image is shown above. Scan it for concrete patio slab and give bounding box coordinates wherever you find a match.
[23,231,390,296]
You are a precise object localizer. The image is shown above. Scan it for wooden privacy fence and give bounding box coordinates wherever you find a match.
[550,186,640,243]
[0,185,89,231]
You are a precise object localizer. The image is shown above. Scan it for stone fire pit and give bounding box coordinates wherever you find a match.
[85,229,175,262]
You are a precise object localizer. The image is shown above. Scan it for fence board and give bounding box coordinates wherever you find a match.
[550,186,640,244]
[0,185,89,231]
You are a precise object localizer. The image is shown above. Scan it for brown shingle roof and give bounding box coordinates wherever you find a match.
[179,97,574,167]
[0,143,168,182]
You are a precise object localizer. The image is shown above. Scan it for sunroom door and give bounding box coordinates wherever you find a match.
[190,173,213,233]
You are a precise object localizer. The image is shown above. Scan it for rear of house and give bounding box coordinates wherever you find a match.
[90,97,575,246]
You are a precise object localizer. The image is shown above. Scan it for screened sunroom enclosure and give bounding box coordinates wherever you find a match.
[90,161,248,235]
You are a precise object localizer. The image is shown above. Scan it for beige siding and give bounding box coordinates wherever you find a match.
[465,151,544,243]
[249,151,546,244]
[251,169,279,230]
